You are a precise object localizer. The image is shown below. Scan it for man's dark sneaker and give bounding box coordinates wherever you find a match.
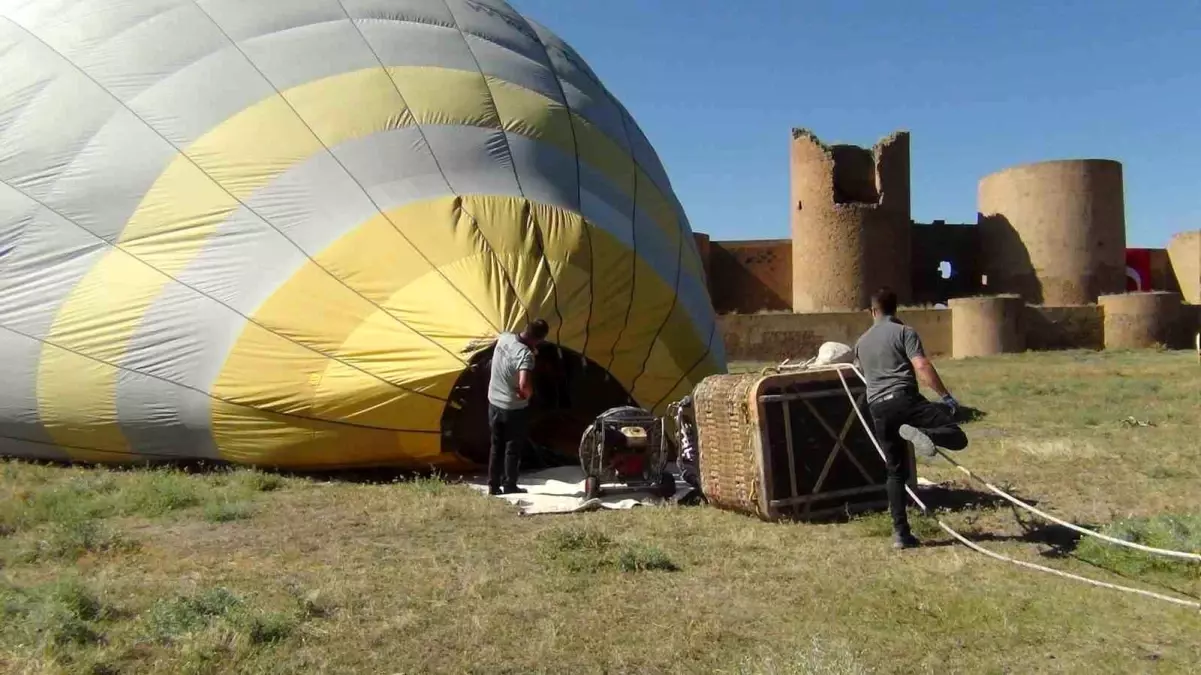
[893,532,921,549]
[899,424,937,458]
[487,485,502,496]
[501,485,528,495]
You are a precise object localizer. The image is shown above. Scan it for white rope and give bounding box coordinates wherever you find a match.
[933,520,1201,610]
[830,367,1201,612]
[934,449,1201,562]
[842,364,1201,563]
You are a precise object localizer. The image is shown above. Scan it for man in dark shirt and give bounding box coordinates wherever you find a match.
[854,288,968,549]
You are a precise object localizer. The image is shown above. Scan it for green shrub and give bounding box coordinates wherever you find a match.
[1075,513,1201,579]
[617,545,679,573]
[234,470,287,493]
[0,578,114,650]
[22,518,137,562]
[537,527,679,574]
[241,610,298,645]
[538,526,614,553]
[203,500,254,523]
[536,526,615,573]
[143,588,243,643]
[122,471,202,516]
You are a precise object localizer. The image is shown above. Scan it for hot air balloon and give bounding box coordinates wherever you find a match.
[0,0,725,471]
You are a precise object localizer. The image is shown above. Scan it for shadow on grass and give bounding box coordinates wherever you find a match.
[2,452,580,506]
[923,402,988,424]
[1,455,467,488]
[792,484,1017,529]
[955,405,989,424]
[1009,511,1201,602]
[920,483,1013,512]
[247,441,577,486]
[904,507,1201,603]
[4,456,290,482]
[920,520,1082,551]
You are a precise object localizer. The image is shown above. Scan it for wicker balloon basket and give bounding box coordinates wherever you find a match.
[692,365,915,521]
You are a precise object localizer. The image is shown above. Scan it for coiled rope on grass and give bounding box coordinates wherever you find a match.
[821,364,1200,612]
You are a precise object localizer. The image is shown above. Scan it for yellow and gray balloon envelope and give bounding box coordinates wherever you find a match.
[0,0,725,470]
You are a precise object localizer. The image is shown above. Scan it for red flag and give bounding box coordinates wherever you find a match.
[1125,248,1153,291]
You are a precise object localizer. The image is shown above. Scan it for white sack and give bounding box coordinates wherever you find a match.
[813,341,855,366]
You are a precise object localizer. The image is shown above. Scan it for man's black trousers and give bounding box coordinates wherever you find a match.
[868,392,968,535]
[488,404,530,489]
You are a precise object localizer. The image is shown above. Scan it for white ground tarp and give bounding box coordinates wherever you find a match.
[467,466,691,516]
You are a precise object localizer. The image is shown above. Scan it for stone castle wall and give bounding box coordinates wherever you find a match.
[692,130,1196,357]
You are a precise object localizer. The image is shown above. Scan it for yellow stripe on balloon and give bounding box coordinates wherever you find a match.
[209,397,446,469]
[630,301,714,413]
[211,195,712,467]
[482,76,702,282]
[38,253,171,460]
[527,200,593,351]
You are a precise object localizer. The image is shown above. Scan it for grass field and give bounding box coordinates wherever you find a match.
[2,350,1200,674]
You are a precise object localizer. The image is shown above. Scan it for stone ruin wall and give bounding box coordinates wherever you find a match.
[909,221,982,304]
[1168,230,1201,304]
[700,221,1190,319]
[789,129,912,312]
[704,221,981,312]
[693,130,1197,359]
[706,239,792,314]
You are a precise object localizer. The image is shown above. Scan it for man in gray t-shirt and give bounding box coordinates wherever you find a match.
[853,288,968,549]
[486,319,549,495]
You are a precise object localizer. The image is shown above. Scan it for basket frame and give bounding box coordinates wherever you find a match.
[695,365,917,521]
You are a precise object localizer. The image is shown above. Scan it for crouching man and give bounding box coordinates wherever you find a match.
[853,288,968,549]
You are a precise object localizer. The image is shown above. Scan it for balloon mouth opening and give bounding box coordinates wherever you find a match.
[440,342,637,469]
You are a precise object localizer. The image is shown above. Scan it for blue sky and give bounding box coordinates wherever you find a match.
[510,0,1200,249]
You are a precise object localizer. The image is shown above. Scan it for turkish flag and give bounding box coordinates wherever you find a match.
[1126,248,1153,291]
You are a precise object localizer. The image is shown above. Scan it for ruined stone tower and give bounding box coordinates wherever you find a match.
[978,159,1127,305]
[790,129,912,312]
[1167,230,1200,304]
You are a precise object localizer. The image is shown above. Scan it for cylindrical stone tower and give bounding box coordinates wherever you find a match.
[1099,292,1183,349]
[790,129,912,312]
[1167,230,1200,305]
[949,295,1026,359]
[693,232,712,283]
[978,159,1127,305]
